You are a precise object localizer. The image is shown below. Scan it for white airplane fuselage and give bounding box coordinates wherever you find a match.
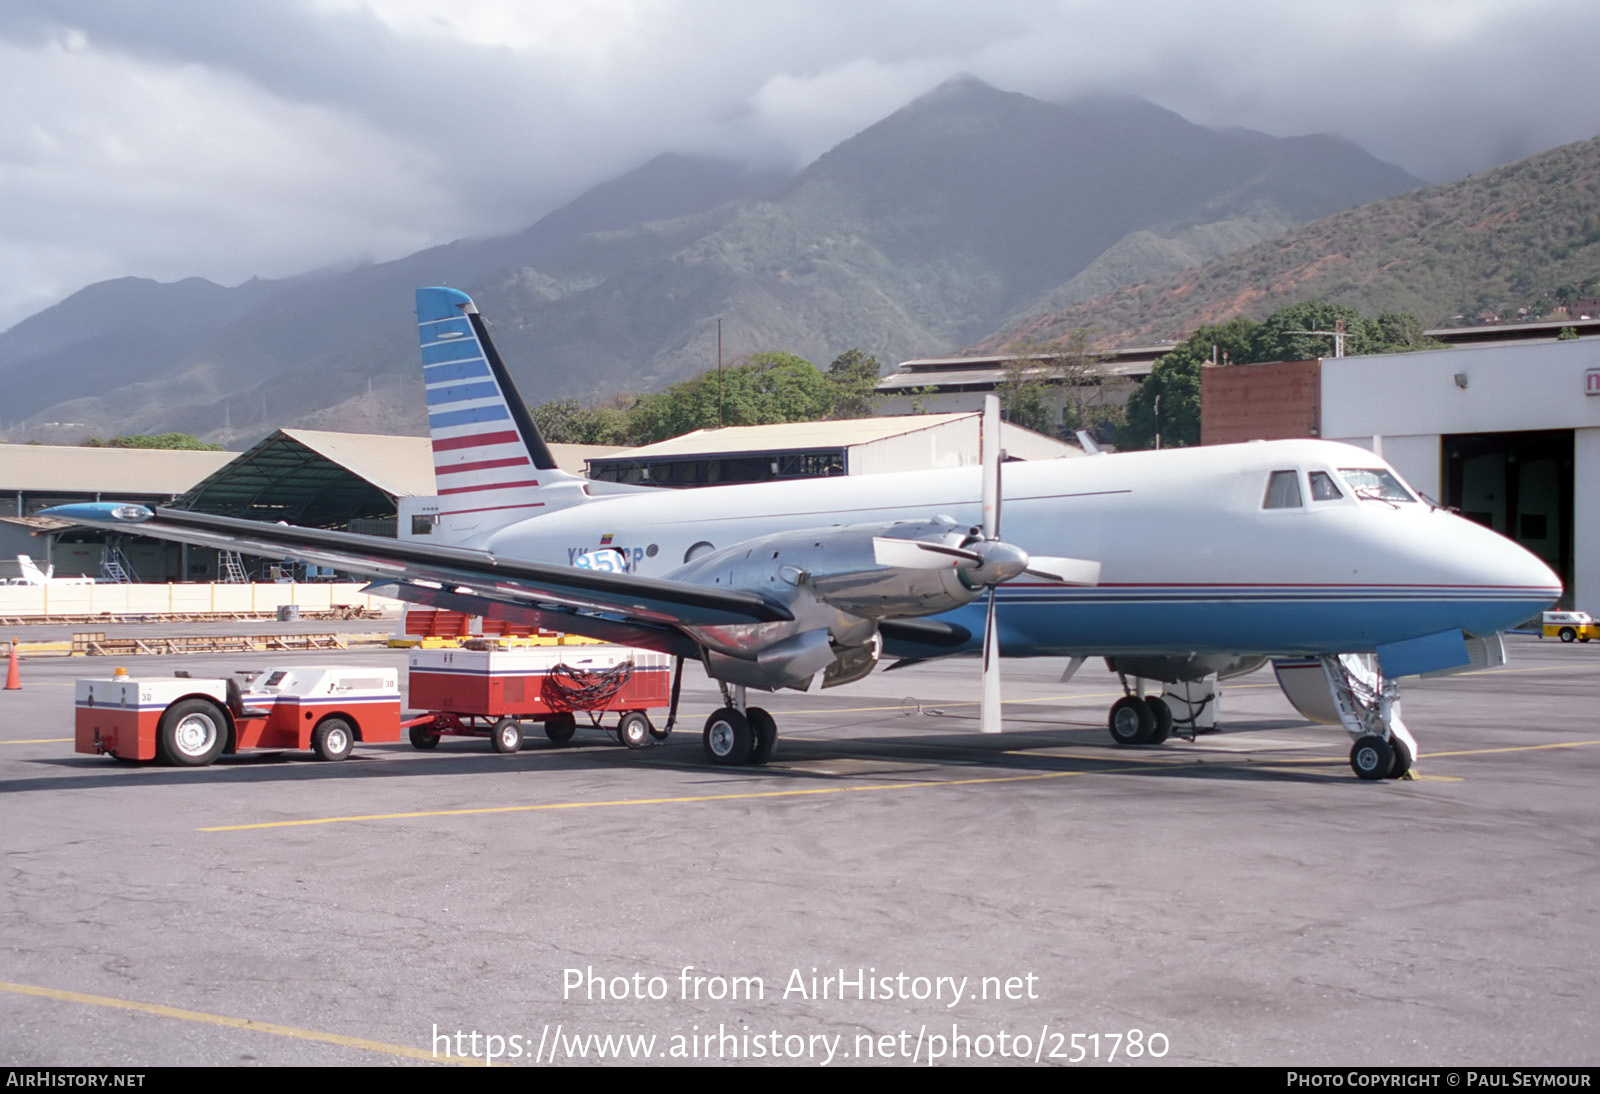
[474,438,1559,660]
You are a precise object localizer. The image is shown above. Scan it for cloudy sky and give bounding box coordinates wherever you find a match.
[1,0,1594,332]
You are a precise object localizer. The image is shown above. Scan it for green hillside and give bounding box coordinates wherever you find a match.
[990,135,1600,348]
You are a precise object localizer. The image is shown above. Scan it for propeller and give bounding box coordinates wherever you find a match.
[974,397,1097,734]
[871,397,1100,732]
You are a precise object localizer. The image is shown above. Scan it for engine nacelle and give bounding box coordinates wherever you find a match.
[666,517,982,622]
[670,518,983,691]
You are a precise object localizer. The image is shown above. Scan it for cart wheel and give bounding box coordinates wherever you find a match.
[312,717,355,762]
[158,698,226,767]
[618,712,652,750]
[544,713,576,745]
[491,717,523,754]
[408,724,441,750]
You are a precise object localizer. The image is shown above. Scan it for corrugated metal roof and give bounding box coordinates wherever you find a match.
[278,429,437,498]
[607,415,977,458]
[0,443,234,494]
[175,429,626,526]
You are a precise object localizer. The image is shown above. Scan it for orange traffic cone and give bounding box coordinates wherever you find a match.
[4,639,20,691]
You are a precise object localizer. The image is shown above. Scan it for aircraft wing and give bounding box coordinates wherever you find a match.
[41,503,793,632]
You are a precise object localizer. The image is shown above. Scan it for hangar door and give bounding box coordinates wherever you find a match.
[1442,430,1573,605]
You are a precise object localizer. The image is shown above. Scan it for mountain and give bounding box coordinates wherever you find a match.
[0,78,1423,443]
[987,134,1600,348]
[0,153,790,441]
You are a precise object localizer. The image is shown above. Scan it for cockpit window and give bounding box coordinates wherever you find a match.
[1338,468,1417,503]
[1263,470,1303,509]
[1309,470,1343,501]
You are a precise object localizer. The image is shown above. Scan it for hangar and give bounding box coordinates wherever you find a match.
[1201,336,1600,612]
[0,443,233,581]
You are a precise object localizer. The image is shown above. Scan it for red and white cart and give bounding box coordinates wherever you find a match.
[405,644,674,752]
[75,665,403,766]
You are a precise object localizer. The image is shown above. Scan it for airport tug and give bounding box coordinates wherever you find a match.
[75,665,403,765]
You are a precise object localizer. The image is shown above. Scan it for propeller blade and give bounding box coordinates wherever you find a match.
[1021,556,1102,586]
[981,395,1001,541]
[872,537,981,570]
[980,585,1002,733]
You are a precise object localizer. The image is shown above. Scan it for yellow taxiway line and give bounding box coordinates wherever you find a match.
[198,735,1600,832]
[0,980,481,1066]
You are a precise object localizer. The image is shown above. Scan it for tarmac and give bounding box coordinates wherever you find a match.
[1,627,1596,1067]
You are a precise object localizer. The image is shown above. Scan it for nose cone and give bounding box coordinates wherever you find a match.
[1437,510,1562,628]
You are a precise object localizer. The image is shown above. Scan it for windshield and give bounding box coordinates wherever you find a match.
[1338,468,1417,503]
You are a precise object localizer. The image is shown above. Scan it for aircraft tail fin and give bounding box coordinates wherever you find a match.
[409,287,586,544]
[15,555,49,583]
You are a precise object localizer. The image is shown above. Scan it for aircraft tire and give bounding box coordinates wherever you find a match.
[703,708,753,765]
[491,717,523,754]
[1386,735,1414,779]
[1144,696,1173,745]
[618,712,652,750]
[159,698,227,767]
[1350,735,1395,780]
[1108,696,1155,746]
[544,713,577,745]
[747,707,778,765]
[312,716,355,762]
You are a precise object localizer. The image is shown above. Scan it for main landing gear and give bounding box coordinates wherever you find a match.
[701,683,778,766]
[1107,694,1173,746]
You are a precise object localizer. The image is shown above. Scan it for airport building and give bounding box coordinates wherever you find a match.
[1201,336,1600,612]
[0,443,234,581]
[583,413,1079,487]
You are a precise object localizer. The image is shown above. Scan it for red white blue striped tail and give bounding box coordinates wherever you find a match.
[413,286,582,543]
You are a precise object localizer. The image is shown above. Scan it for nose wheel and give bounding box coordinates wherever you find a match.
[1350,734,1414,780]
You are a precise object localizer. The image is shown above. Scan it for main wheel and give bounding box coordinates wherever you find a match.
[747,707,778,765]
[1108,695,1155,746]
[1144,695,1174,745]
[618,712,652,750]
[1559,627,1577,643]
[1350,734,1395,780]
[703,708,753,765]
[312,716,355,762]
[491,717,523,754]
[158,699,226,766]
[544,713,576,745]
[408,724,441,749]
[1386,735,1414,780]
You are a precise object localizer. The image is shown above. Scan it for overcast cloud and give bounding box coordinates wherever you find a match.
[1,0,1594,331]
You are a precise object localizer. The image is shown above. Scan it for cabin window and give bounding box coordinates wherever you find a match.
[1309,471,1343,501]
[1339,468,1417,503]
[1263,470,1303,509]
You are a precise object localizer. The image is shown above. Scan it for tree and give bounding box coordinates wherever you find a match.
[627,352,833,444]
[1249,301,1378,362]
[1123,318,1256,449]
[998,331,1126,440]
[824,349,883,419]
[80,432,221,450]
[1121,302,1439,450]
[529,396,634,445]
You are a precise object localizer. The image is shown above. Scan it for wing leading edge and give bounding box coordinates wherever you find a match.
[41,503,792,633]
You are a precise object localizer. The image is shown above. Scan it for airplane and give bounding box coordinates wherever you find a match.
[5,555,96,586]
[44,287,1563,779]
